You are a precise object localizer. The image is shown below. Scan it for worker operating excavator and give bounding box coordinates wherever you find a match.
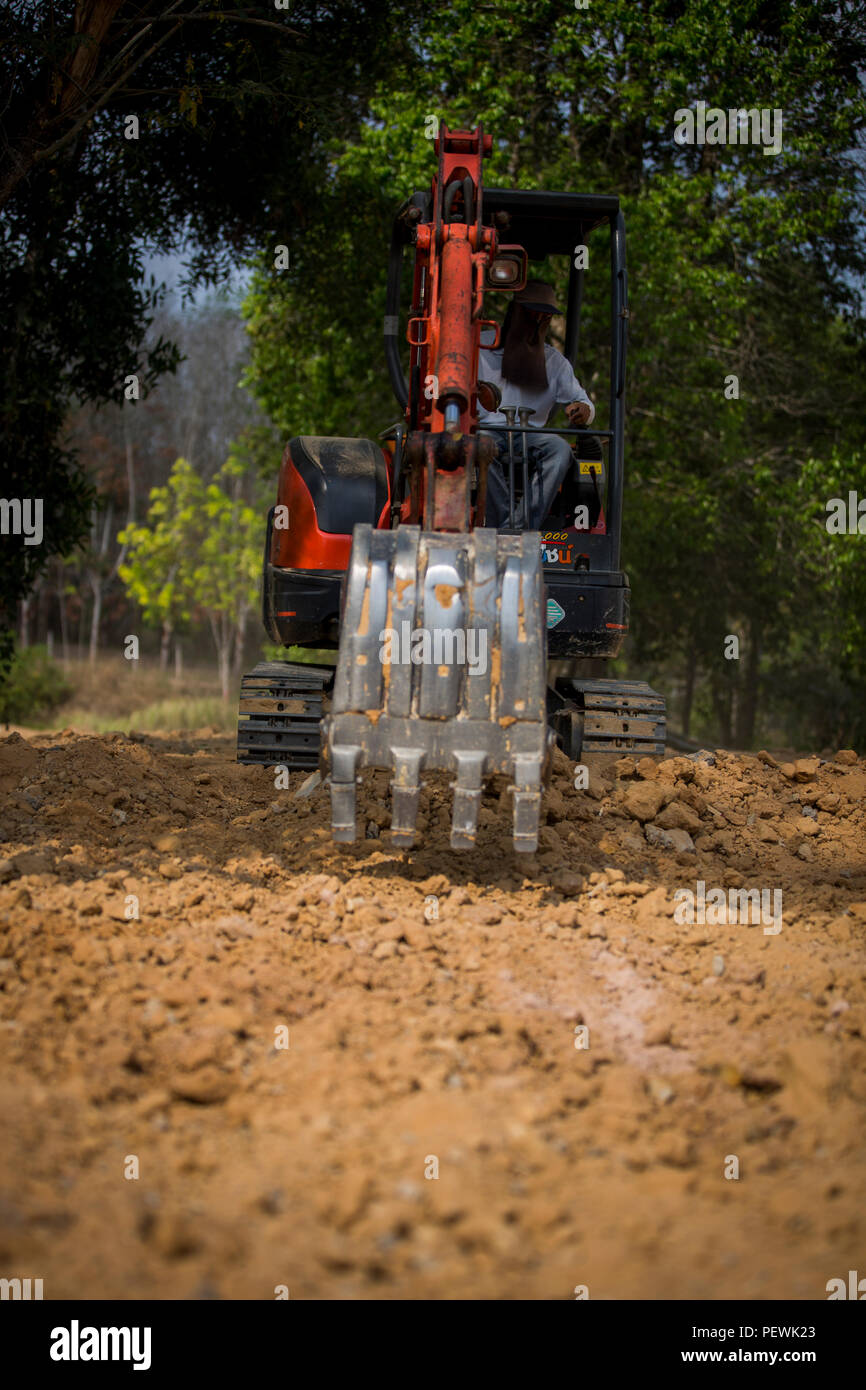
[478,279,595,529]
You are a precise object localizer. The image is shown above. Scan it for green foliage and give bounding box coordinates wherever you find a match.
[224,423,286,512]
[262,642,337,665]
[119,457,262,696]
[242,0,866,748]
[191,473,262,631]
[61,696,236,735]
[5,1,864,745]
[0,0,419,650]
[120,456,261,628]
[119,459,202,637]
[0,645,72,725]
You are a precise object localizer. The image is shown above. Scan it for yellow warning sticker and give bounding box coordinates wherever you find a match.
[578,460,601,475]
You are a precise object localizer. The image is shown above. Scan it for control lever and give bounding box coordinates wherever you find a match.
[503,407,517,527]
[517,409,532,525]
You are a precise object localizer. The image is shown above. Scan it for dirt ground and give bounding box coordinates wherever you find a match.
[0,727,864,1300]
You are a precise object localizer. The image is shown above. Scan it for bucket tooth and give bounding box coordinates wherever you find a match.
[329,742,361,841]
[450,750,486,849]
[510,750,546,853]
[390,746,424,847]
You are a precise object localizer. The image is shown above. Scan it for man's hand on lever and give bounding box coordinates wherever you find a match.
[565,400,592,427]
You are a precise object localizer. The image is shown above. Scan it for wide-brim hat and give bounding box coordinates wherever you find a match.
[513,279,563,315]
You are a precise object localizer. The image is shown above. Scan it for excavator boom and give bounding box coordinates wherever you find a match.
[322,126,552,850]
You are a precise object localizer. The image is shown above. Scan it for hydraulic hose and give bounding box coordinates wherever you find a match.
[385,217,409,410]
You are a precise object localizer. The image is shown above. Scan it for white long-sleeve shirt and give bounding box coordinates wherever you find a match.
[477,342,595,428]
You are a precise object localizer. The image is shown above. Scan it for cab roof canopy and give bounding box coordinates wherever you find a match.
[482,189,620,260]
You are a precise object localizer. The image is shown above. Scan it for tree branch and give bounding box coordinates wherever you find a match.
[140,13,302,39]
[0,0,298,207]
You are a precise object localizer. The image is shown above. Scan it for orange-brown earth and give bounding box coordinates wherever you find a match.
[0,729,864,1300]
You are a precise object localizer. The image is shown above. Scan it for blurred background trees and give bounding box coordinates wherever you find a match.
[2,0,865,746]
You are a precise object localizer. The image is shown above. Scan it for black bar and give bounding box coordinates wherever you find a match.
[520,421,531,527]
[390,427,405,522]
[564,258,583,368]
[6,1299,861,1376]
[607,209,627,570]
[489,426,613,439]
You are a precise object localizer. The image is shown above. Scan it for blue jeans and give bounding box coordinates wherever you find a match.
[480,429,574,530]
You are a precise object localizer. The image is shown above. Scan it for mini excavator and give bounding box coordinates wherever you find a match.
[237,125,665,852]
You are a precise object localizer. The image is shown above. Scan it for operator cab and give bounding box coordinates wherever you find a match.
[385,183,631,658]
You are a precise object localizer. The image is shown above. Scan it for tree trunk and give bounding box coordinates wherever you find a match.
[218,649,231,701]
[681,645,697,738]
[216,622,231,701]
[174,639,183,682]
[221,610,233,700]
[231,602,248,682]
[19,595,30,648]
[711,681,733,748]
[160,621,172,670]
[57,562,69,662]
[88,575,102,663]
[208,611,233,700]
[734,621,761,749]
[77,585,87,657]
[0,0,128,211]
[124,415,136,521]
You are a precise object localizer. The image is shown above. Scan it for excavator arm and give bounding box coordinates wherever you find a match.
[321,126,553,851]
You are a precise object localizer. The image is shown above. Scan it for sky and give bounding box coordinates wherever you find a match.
[142,249,253,311]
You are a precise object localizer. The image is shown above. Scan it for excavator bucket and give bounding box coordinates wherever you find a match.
[321,523,553,852]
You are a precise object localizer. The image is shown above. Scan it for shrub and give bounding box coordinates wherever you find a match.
[0,645,72,725]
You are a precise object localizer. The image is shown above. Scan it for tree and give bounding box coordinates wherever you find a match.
[118,458,201,668]
[119,456,260,696]
[0,0,420,667]
[241,0,866,747]
[190,477,261,699]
